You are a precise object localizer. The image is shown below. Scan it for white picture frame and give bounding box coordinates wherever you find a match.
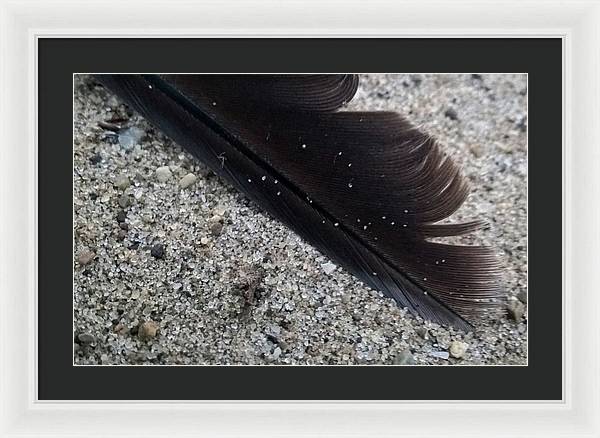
[1,0,598,436]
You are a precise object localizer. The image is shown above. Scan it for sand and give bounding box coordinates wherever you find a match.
[73,73,527,365]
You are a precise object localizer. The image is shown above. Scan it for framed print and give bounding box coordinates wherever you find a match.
[1,0,599,437]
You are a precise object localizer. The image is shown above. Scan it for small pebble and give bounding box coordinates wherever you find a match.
[210,222,223,236]
[89,153,102,165]
[517,290,527,304]
[116,210,127,223]
[416,327,429,339]
[179,173,197,189]
[134,189,144,200]
[138,321,159,340]
[76,249,95,265]
[155,166,172,183]
[444,108,458,120]
[200,237,210,246]
[118,126,145,151]
[150,244,166,259]
[393,349,416,365]
[77,333,95,344]
[430,351,450,360]
[271,347,282,360]
[507,300,526,321]
[410,75,422,86]
[321,262,337,275]
[118,194,131,208]
[113,323,129,335]
[214,206,227,216]
[470,144,483,158]
[449,341,469,359]
[113,174,130,190]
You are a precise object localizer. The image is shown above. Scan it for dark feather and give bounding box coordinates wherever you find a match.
[95,74,504,330]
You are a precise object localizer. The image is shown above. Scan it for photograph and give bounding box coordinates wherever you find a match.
[4,0,595,430]
[72,73,528,366]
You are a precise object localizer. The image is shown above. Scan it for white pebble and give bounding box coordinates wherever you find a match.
[113,174,130,190]
[449,341,469,359]
[134,189,144,200]
[430,351,450,360]
[155,166,172,183]
[321,262,337,275]
[179,173,197,189]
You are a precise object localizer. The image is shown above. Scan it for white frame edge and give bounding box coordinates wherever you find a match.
[0,0,598,437]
